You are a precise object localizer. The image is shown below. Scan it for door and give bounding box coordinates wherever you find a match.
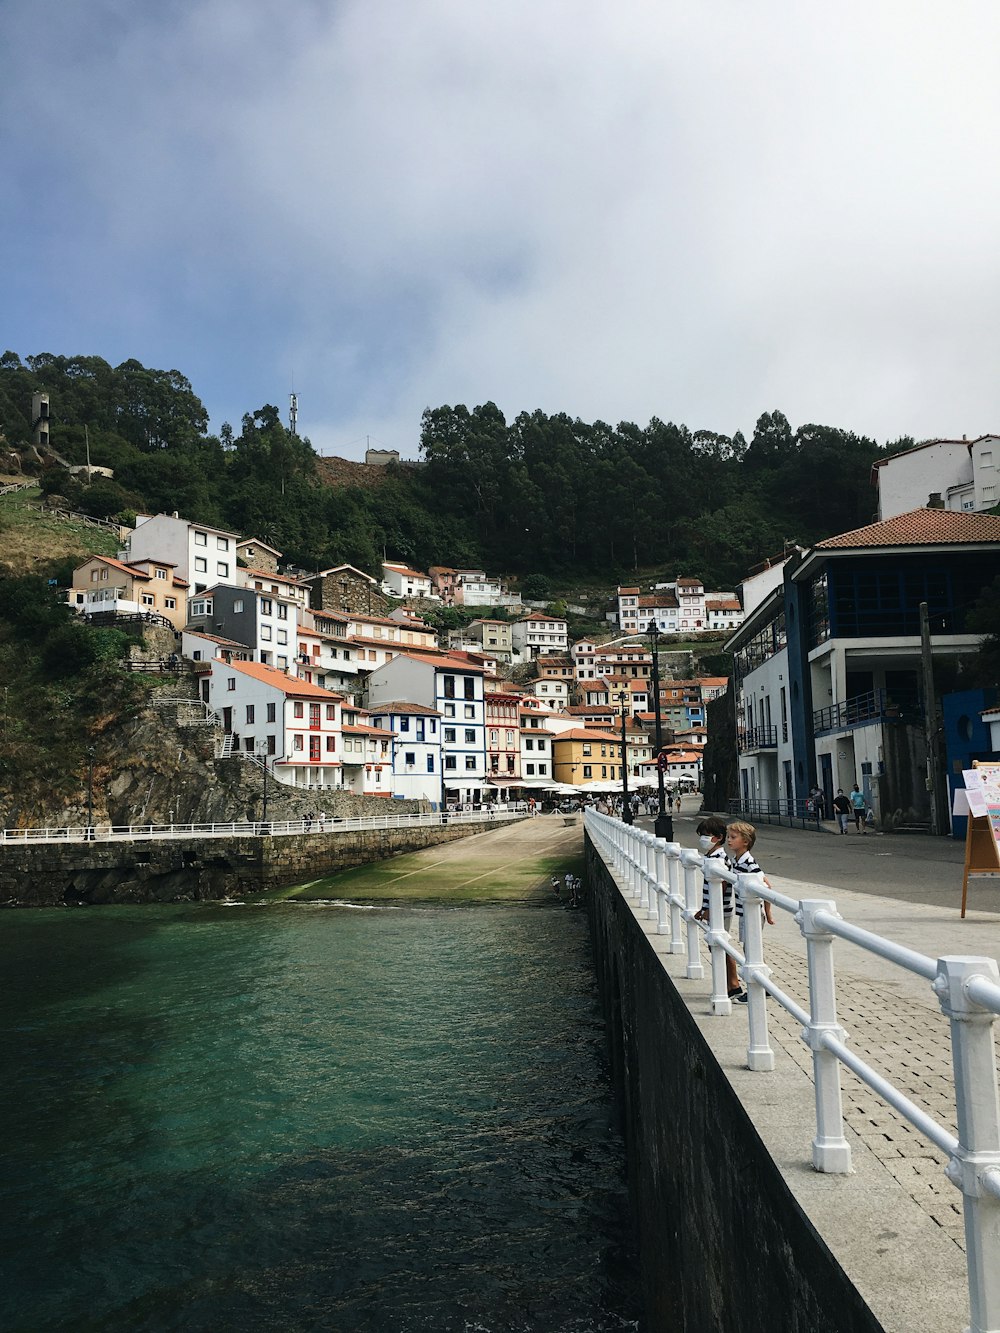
[819,752,834,818]
[222,706,232,733]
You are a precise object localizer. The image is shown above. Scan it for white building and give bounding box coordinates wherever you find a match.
[339,704,394,797]
[365,652,488,805]
[511,613,568,659]
[381,561,435,599]
[872,435,1000,520]
[206,658,345,791]
[366,702,443,802]
[187,583,302,674]
[125,513,242,597]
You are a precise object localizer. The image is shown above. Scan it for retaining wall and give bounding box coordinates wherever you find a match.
[0,823,493,907]
[585,835,884,1333]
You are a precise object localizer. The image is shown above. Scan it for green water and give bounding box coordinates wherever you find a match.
[1,901,640,1331]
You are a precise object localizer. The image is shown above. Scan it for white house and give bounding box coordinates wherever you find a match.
[531,678,570,709]
[365,651,487,805]
[125,513,242,597]
[206,658,345,791]
[367,701,443,802]
[381,561,434,599]
[511,613,568,659]
[872,436,1000,520]
[338,703,394,797]
[187,583,302,674]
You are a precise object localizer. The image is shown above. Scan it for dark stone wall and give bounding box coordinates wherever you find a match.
[585,836,885,1333]
[0,822,497,907]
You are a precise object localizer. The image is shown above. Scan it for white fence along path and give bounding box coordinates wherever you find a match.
[585,808,1000,1333]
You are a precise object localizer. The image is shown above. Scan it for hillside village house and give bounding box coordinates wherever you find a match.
[381,561,434,599]
[307,564,387,617]
[125,513,242,596]
[365,652,487,806]
[466,618,513,659]
[551,729,623,787]
[531,678,570,709]
[236,537,282,575]
[485,691,522,784]
[872,435,1000,520]
[366,702,443,801]
[511,612,568,659]
[206,658,345,790]
[339,704,394,796]
[297,608,439,696]
[615,579,745,636]
[725,508,1000,824]
[188,579,304,673]
[69,555,188,629]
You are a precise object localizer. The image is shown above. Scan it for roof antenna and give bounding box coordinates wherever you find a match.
[289,392,298,437]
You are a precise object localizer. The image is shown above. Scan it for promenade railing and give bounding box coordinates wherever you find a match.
[585,808,1000,1333]
[0,804,526,845]
[727,796,821,830]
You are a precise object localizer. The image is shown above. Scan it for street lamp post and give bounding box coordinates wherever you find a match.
[616,689,633,824]
[647,621,674,840]
[86,745,95,840]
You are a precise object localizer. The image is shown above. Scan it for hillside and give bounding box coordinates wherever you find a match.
[0,484,120,577]
[313,454,396,490]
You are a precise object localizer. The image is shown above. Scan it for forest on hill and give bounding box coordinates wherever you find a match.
[0,350,916,588]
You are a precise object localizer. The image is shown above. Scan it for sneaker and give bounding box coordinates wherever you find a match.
[728,987,744,1000]
[734,991,749,1004]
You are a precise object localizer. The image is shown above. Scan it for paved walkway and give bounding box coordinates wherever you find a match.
[611,833,996,1333]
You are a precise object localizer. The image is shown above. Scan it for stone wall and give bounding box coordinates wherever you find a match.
[0,822,497,908]
[585,837,884,1333]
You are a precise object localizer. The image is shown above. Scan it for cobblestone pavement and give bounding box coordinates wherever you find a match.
[762,938,966,1249]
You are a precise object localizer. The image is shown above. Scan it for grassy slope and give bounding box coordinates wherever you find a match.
[0,486,120,574]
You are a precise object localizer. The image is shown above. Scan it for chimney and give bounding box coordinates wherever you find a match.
[927,492,945,509]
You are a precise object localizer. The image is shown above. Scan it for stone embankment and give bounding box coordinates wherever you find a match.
[0,823,494,907]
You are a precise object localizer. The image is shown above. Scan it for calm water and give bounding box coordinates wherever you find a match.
[1,901,640,1332]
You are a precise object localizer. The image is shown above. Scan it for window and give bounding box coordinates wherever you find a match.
[404,751,416,765]
[583,765,592,778]
[244,736,254,751]
[526,763,535,775]
[155,568,167,580]
[464,728,475,743]
[582,743,591,756]
[233,599,243,613]
[260,598,273,616]
[246,705,255,724]
[217,537,229,551]
[277,604,288,620]
[325,705,336,720]
[267,735,276,755]
[537,739,546,752]
[443,675,456,698]
[444,728,456,743]
[538,763,547,775]
[261,626,272,641]
[165,598,176,610]
[194,531,207,546]
[217,563,229,577]
[277,656,287,669]
[309,736,321,761]
[464,704,475,719]
[399,717,410,732]
[141,593,154,606]
[267,702,276,722]
[227,677,236,691]
[427,755,435,772]
[294,735,304,751]
[445,756,457,770]
[525,737,534,751]
[194,557,207,573]
[277,630,288,646]
[444,704,455,717]
[293,702,304,718]
[464,678,475,700]
[465,755,477,770]
[326,736,336,752]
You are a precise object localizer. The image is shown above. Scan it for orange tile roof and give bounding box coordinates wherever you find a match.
[244,568,305,586]
[224,659,345,700]
[618,586,640,595]
[397,651,485,674]
[83,554,152,580]
[706,598,741,611]
[815,508,1000,549]
[367,701,441,716]
[554,728,622,743]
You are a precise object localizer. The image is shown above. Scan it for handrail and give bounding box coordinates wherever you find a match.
[584,808,1000,1333]
[0,805,527,844]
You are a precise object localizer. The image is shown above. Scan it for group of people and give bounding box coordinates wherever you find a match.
[811,783,875,833]
[694,816,774,1004]
[551,872,583,909]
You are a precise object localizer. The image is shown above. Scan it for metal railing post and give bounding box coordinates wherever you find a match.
[643,833,658,920]
[797,900,852,1173]
[739,873,775,1071]
[654,838,669,937]
[934,956,1000,1333]
[680,849,704,979]
[704,857,733,1016]
[665,843,684,955]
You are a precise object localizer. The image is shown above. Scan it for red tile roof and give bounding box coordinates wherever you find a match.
[815,508,1000,549]
[224,659,345,699]
[555,728,622,743]
[367,701,442,716]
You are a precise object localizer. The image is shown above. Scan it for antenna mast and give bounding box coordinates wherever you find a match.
[289,392,298,436]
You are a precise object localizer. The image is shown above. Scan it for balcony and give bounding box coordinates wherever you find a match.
[813,688,921,735]
[737,725,778,753]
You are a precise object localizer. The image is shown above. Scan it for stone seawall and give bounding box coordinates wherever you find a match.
[585,836,884,1333]
[0,823,492,908]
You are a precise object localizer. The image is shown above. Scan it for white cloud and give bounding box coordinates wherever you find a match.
[4,1,1000,454]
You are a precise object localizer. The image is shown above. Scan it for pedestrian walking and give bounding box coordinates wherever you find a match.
[832,789,852,834]
[849,784,867,833]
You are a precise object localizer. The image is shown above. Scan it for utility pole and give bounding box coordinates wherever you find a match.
[919,601,943,835]
[617,690,633,825]
[647,621,674,840]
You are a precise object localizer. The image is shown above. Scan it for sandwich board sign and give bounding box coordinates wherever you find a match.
[956,762,1000,917]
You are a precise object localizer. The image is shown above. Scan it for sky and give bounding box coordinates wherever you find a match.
[4,1,1000,460]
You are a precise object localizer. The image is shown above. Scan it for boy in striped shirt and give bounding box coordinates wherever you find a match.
[726,820,774,1004]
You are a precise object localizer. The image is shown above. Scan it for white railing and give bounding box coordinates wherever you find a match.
[585,808,1000,1333]
[0,805,527,845]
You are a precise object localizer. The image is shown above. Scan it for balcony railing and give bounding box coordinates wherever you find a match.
[813,688,920,734]
[737,725,778,753]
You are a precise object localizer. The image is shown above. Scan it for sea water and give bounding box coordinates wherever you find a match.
[1,901,641,1332]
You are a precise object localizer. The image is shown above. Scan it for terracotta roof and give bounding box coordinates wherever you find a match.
[383,563,430,578]
[706,598,741,611]
[677,577,703,587]
[183,631,250,649]
[516,613,566,623]
[347,635,400,650]
[244,568,305,586]
[554,728,622,743]
[814,508,1000,550]
[635,594,678,609]
[367,701,442,716]
[394,651,485,674]
[223,659,345,700]
[81,554,152,580]
[342,722,393,736]
[618,587,640,595]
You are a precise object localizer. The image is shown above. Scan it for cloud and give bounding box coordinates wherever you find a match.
[4,1,1000,455]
